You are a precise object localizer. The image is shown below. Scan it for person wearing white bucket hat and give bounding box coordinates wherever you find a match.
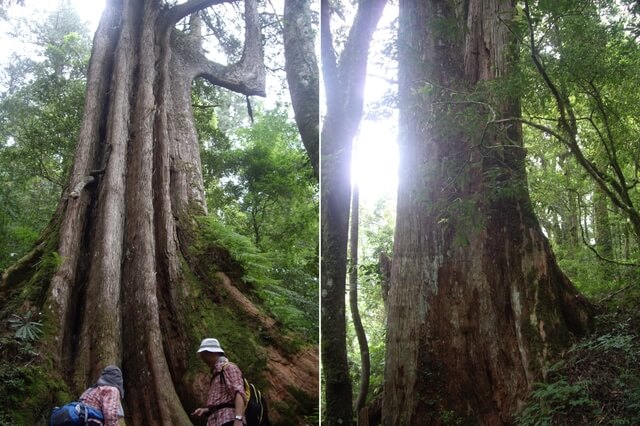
[191,338,247,426]
[197,338,226,354]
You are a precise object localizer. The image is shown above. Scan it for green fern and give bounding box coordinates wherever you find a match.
[193,216,278,287]
[517,380,595,425]
[8,311,43,342]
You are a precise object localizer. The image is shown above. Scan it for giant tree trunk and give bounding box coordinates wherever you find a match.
[52,4,265,422]
[383,1,594,424]
[1,1,317,424]
[320,0,387,423]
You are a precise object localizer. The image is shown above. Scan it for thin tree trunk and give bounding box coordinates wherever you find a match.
[320,0,387,424]
[378,252,391,315]
[383,1,594,424]
[623,223,630,260]
[592,147,613,280]
[566,191,581,247]
[594,188,613,275]
[349,183,370,417]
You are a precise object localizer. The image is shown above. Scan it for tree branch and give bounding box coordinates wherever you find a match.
[69,175,95,199]
[492,117,631,215]
[523,0,576,138]
[522,2,640,239]
[284,0,319,179]
[320,0,388,141]
[598,282,639,304]
[320,0,339,110]
[165,0,235,27]
[266,0,284,33]
[431,101,497,121]
[186,0,266,96]
[578,207,639,268]
[192,102,222,109]
[585,80,630,200]
[338,0,388,126]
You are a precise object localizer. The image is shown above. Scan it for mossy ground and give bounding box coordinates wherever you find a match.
[0,360,72,425]
[0,224,65,425]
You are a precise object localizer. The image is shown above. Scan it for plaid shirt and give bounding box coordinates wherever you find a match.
[79,385,122,426]
[207,359,247,426]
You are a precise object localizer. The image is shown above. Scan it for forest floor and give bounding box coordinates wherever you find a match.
[517,292,640,425]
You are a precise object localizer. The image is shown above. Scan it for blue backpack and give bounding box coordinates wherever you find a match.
[49,401,104,426]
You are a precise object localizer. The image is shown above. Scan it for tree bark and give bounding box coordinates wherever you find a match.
[383,1,594,424]
[349,183,370,416]
[320,0,387,423]
[284,0,319,179]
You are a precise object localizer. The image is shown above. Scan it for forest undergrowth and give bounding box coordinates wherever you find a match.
[517,292,640,426]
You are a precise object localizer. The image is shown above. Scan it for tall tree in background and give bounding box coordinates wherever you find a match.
[349,183,370,417]
[0,1,317,424]
[321,0,387,423]
[383,0,593,423]
[284,0,319,179]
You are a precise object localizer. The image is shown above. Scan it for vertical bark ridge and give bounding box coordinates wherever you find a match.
[167,55,207,217]
[153,14,191,398]
[73,0,135,388]
[48,0,122,366]
[119,2,192,424]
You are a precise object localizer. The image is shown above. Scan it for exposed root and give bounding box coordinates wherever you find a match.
[215,272,276,330]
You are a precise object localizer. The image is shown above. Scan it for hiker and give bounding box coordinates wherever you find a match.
[191,338,247,426]
[78,365,125,426]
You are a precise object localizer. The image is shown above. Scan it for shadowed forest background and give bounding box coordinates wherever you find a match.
[0,0,318,424]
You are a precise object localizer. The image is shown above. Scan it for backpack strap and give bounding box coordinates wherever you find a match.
[213,362,244,388]
[210,362,231,386]
[76,402,88,425]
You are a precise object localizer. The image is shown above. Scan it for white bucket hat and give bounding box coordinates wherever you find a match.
[197,338,225,354]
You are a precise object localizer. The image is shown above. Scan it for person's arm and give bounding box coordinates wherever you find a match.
[225,364,246,424]
[191,407,210,417]
[234,391,244,425]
